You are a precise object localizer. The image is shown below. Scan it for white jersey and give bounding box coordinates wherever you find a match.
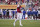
[9,10,12,16]
[0,9,2,14]
[33,9,35,11]
[38,10,40,14]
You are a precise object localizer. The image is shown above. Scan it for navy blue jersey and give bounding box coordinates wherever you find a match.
[12,11,15,14]
[27,11,31,15]
[33,11,38,16]
[3,11,6,15]
[30,11,33,15]
[23,11,26,15]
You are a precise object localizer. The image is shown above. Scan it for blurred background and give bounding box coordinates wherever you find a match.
[0,0,40,20]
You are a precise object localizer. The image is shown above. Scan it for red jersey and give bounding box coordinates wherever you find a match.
[17,6,22,13]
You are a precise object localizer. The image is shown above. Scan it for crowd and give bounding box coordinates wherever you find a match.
[0,7,40,20]
[0,0,40,5]
[0,9,16,19]
[0,0,40,20]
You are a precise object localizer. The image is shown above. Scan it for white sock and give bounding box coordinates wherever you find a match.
[19,19,21,25]
[15,19,17,23]
[14,19,18,26]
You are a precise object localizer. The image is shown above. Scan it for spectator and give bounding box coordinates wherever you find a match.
[9,10,12,19]
[16,1,18,5]
[38,8,40,19]
[5,0,8,2]
[20,1,23,5]
[22,9,26,19]
[27,10,31,19]
[36,0,39,3]
[34,5,38,10]
[6,9,9,19]
[12,10,15,19]
[27,7,32,19]
[24,1,27,6]
[5,0,11,5]
[0,9,2,18]
[27,0,29,3]
[0,0,1,3]
[33,9,38,20]
[15,11,17,19]
[3,10,6,19]
[31,2,34,7]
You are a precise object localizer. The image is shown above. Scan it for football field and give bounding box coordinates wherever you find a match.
[0,19,40,27]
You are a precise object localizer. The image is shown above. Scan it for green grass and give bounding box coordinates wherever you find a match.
[0,19,40,27]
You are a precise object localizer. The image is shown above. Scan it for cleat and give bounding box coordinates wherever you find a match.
[20,24,23,26]
[13,23,15,27]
